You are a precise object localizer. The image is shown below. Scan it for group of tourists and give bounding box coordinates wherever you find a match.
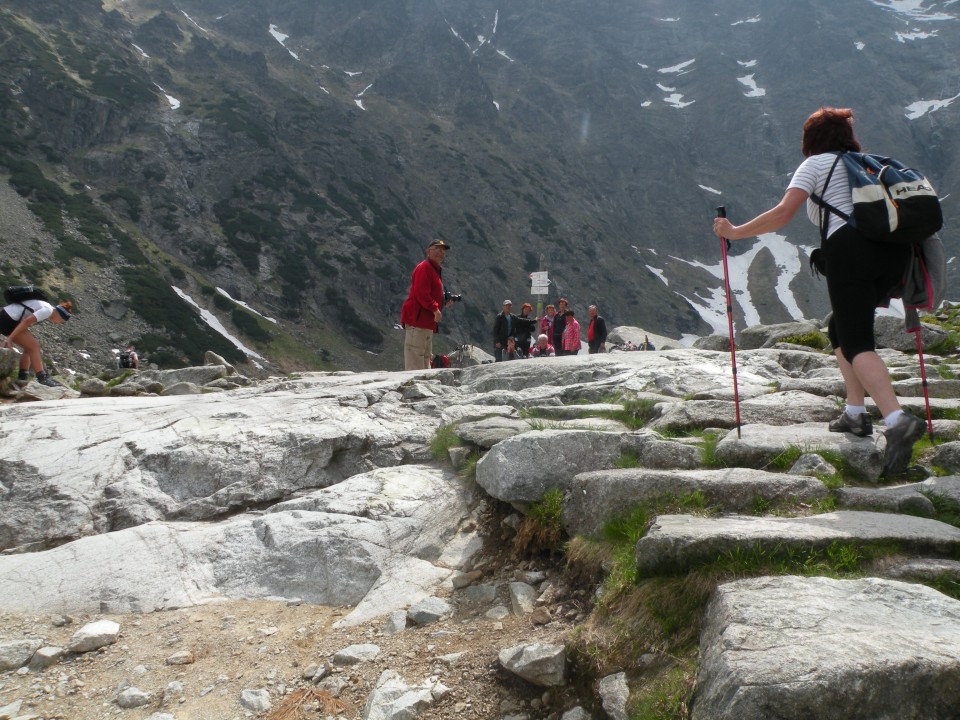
[492,298,608,360]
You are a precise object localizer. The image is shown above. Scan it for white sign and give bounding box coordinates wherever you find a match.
[530,271,549,284]
[531,283,550,295]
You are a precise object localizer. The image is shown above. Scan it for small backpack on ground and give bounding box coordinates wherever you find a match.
[430,354,450,369]
[4,285,50,305]
[811,151,943,245]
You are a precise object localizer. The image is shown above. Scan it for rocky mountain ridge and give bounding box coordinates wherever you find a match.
[1,0,958,372]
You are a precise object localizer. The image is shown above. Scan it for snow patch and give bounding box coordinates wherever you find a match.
[737,59,757,67]
[896,29,938,41]
[178,9,208,33]
[670,233,808,332]
[496,49,514,62]
[663,94,694,109]
[173,287,265,364]
[131,43,150,59]
[737,74,766,98]
[868,0,955,20]
[153,83,180,109]
[905,93,960,119]
[658,59,695,74]
[269,24,300,60]
[855,41,866,50]
[731,16,761,26]
[646,265,669,286]
[216,288,277,324]
[699,185,722,195]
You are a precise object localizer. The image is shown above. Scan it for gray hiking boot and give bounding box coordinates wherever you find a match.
[34,371,61,388]
[828,411,873,437]
[882,412,926,478]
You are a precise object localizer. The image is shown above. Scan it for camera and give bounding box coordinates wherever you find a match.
[444,291,463,303]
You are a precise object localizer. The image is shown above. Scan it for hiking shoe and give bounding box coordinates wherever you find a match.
[35,371,61,388]
[882,412,926,478]
[828,411,873,437]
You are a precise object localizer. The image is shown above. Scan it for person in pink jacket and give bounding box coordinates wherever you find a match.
[561,309,581,355]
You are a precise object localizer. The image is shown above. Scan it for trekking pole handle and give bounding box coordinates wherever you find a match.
[715,206,730,249]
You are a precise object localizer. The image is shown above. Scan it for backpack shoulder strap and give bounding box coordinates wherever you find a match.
[809,153,846,243]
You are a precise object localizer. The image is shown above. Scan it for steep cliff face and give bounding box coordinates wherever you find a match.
[0,0,957,372]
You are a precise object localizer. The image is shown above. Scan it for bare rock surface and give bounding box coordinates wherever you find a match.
[694,576,960,720]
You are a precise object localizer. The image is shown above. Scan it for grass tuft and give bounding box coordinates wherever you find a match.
[429,424,461,461]
[514,488,566,554]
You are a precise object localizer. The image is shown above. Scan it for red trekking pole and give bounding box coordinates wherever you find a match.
[914,329,934,442]
[716,206,742,438]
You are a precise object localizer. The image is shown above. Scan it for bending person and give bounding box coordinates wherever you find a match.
[711,107,923,477]
[1,297,72,387]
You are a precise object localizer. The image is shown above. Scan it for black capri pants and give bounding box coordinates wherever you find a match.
[824,224,912,364]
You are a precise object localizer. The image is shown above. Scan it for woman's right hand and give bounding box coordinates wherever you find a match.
[713,217,736,240]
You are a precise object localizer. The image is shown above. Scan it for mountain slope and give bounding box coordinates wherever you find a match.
[0,0,957,372]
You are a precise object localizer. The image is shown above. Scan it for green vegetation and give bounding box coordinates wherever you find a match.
[119,267,244,366]
[923,493,960,531]
[101,187,143,222]
[429,424,462,461]
[615,452,641,469]
[599,397,660,430]
[699,432,725,468]
[779,331,830,350]
[231,307,272,342]
[1,153,147,266]
[324,288,384,350]
[514,488,566,554]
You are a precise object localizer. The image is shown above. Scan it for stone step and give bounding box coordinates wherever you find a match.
[714,422,882,481]
[693,575,960,720]
[635,511,960,575]
[563,468,828,538]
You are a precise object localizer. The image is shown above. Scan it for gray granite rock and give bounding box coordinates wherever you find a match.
[694,576,960,720]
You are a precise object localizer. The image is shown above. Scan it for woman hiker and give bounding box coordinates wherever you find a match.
[711,106,925,478]
[1,297,72,387]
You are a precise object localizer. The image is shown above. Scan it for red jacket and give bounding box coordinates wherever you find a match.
[400,259,443,331]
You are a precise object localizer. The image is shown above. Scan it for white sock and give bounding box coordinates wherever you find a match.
[884,409,905,427]
[845,404,867,417]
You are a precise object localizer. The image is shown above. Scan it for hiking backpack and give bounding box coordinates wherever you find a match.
[4,285,49,305]
[119,351,136,368]
[811,152,943,244]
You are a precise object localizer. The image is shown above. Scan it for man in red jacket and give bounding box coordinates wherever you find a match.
[400,239,450,370]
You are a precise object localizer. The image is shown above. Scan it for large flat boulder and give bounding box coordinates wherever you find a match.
[694,575,960,720]
[475,429,626,503]
[0,466,468,626]
[0,374,436,551]
[652,391,838,432]
[635,511,960,575]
